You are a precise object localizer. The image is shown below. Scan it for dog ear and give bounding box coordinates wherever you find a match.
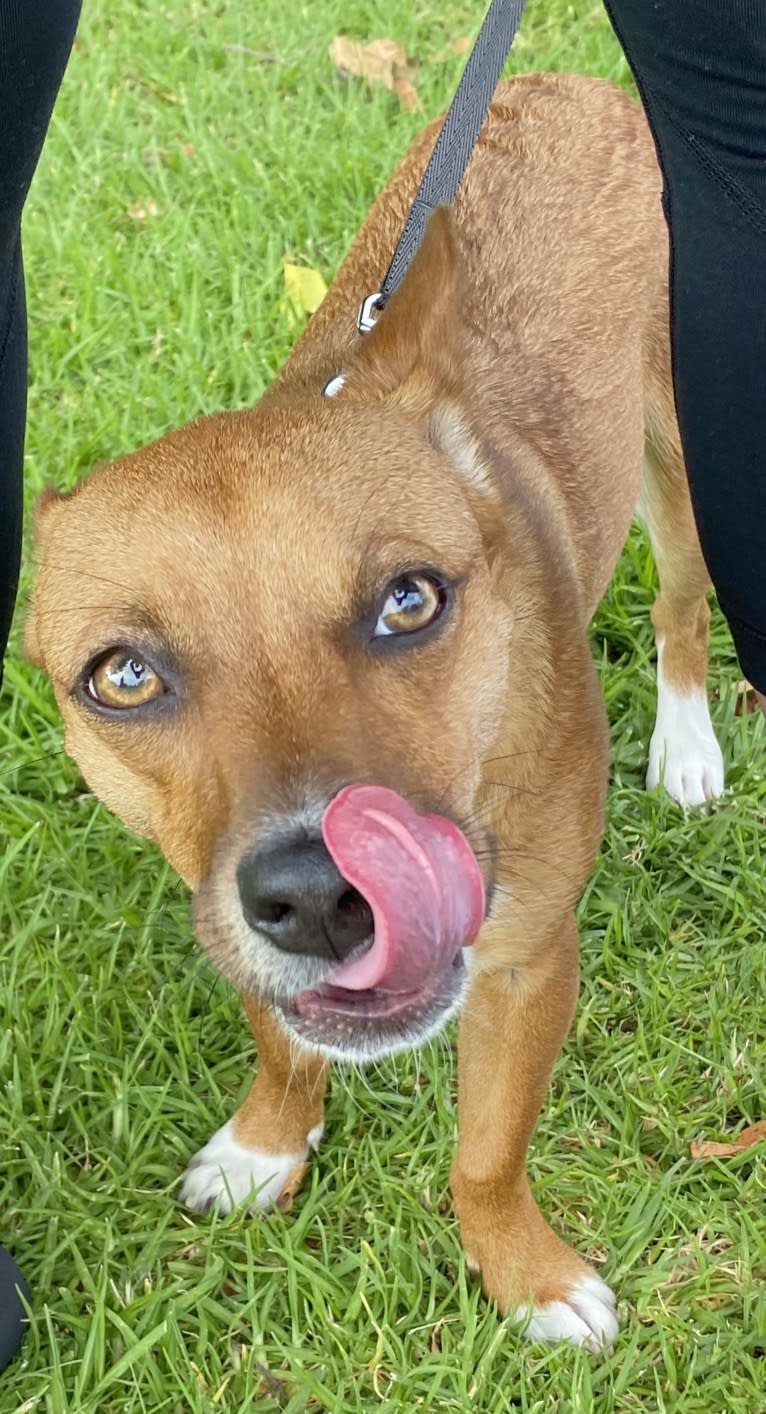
[24,487,65,665]
[340,205,463,413]
[24,609,42,666]
[34,486,64,521]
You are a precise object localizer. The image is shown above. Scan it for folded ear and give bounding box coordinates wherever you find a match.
[34,486,64,522]
[24,486,65,665]
[340,205,463,414]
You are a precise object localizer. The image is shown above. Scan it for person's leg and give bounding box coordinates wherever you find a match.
[0,0,83,673]
[0,1247,29,1373]
[0,0,82,1371]
[0,247,25,675]
[604,0,766,696]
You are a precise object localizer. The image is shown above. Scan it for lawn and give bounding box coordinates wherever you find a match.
[1,1,765,1410]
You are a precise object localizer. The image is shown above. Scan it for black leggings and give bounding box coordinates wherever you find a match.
[0,0,765,689]
[0,2,81,1360]
[605,0,766,689]
[0,0,82,680]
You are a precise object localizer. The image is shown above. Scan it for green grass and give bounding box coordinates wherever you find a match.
[2,1,765,1409]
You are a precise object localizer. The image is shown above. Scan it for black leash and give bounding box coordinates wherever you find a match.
[357,0,528,333]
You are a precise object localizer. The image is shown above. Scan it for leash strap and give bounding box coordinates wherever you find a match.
[357,0,527,332]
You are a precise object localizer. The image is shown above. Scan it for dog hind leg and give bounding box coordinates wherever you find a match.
[639,388,724,805]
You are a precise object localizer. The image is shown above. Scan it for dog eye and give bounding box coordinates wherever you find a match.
[374,573,447,638]
[87,650,165,709]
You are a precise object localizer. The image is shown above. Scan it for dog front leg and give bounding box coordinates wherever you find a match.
[451,915,618,1351]
[180,994,328,1215]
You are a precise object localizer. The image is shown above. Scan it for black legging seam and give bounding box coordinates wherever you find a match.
[653,97,766,238]
[603,0,766,240]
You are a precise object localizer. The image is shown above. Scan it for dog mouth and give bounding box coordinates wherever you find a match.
[276,950,468,1060]
[272,784,484,1060]
[195,785,487,1061]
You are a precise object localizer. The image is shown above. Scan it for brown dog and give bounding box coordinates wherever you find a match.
[27,73,725,1350]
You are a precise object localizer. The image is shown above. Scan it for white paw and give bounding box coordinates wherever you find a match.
[647,709,724,805]
[515,1273,618,1353]
[647,649,724,806]
[180,1119,323,1215]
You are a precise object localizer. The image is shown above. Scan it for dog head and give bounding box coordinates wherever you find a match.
[27,210,602,1060]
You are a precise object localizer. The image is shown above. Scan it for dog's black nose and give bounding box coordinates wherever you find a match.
[237,838,373,961]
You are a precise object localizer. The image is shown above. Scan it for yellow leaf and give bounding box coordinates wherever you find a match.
[283,262,328,317]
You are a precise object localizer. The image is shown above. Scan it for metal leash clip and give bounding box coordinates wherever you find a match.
[357,291,383,334]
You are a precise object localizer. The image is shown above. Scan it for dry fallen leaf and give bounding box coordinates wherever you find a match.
[253,1359,290,1405]
[330,35,404,84]
[275,1159,311,1212]
[690,1120,766,1159]
[282,263,328,318]
[329,35,419,109]
[734,679,758,715]
[393,75,419,111]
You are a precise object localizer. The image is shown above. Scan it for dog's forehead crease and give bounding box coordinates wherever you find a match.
[40,406,483,634]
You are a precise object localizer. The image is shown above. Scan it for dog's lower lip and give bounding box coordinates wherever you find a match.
[286,949,465,1023]
[274,952,467,1060]
[290,982,423,1021]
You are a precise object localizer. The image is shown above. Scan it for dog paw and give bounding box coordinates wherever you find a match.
[513,1272,618,1353]
[457,1185,618,1353]
[647,683,724,806]
[180,1119,323,1215]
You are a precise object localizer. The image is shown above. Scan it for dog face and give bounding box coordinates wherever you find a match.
[28,400,515,1052]
[27,212,580,1061]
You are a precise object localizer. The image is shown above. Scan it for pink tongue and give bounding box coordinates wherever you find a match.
[321,785,485,993]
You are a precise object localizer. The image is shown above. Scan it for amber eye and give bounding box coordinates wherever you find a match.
[373,573,446,638]
[87,650,165,709]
